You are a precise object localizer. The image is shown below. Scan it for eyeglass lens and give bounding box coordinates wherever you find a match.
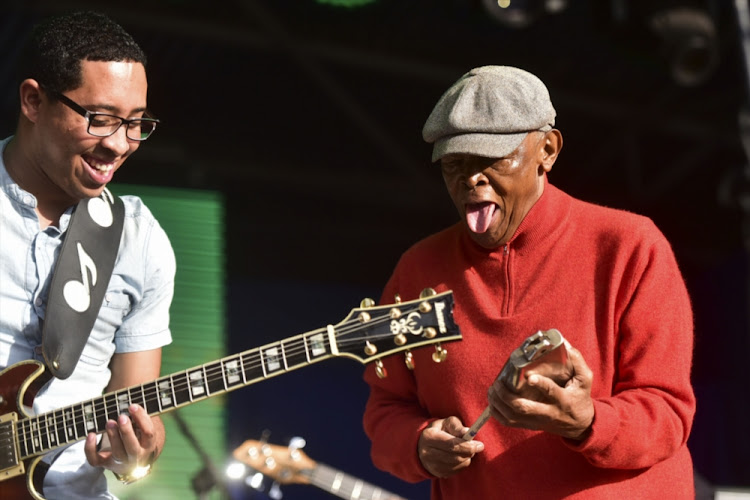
[88,115,157,141]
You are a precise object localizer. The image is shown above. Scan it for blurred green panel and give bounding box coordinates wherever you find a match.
[108,184,227,500]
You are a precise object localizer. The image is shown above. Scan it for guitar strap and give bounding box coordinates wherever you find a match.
[42,188,125,379]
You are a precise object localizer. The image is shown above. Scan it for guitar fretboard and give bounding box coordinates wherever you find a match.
[310,463,407,500]
[12,329,338,460]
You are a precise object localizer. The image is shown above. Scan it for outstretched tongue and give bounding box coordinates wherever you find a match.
[466,202,496,233]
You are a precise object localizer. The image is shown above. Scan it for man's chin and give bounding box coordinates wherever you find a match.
[467,229,505,249]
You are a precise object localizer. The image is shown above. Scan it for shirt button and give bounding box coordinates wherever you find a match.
[23,195,32,205]
[35,296,43,306]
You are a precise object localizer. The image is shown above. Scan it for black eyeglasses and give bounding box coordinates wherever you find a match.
[52,92,160,141]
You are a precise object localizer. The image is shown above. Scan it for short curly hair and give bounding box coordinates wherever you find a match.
[20,11,147,95]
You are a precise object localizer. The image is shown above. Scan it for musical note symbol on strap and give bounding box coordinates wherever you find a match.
[62,242,98,312]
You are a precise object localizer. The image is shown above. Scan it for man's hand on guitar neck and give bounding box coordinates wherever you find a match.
[83,403,162,477]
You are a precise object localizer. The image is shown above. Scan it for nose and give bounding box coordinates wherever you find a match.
[99,124,134,157]
[464,170,488,188]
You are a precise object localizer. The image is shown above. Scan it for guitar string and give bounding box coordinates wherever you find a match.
[16,303,442,454]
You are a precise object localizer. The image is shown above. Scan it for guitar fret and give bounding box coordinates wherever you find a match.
[157,378,173,410]
[241,351,262,382]
[126,386,141,409]
[286,338,307,367]
[116,390,130,415]
[93,397,107,431]
[187,367,207,400]
[18,420,30,457]
[279,341,289,370]
[206,360,226,394]
[64,409,73,443]
[261,344,284,376]
[78,402,90,436]
[222,356,243,389]
[18,420,29,457]
[239,353,248,384]
[103,392,118,425]
[44,412,57,449]
[38,414,49,451]
[259,349,266,377]
[53,409,66,447]
[142,381,159,414]
[305,332,328,362]
[29,417,41,454]
[172,372,190,406]
[351,479,363,499]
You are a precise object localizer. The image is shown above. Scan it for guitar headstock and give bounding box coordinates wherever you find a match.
[333,288,461,374]
[232,439,314,485]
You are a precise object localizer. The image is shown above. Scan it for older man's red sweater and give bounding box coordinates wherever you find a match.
[363,182,695,499]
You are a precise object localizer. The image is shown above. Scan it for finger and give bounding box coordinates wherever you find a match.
[127,405,155,448]
[527,373,562,400]
[83,432,104,467]
[419,440,477,478]
[106,419,129,460]
[116,413,144,461]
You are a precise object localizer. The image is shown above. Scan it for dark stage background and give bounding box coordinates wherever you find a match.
[2,1,750,498]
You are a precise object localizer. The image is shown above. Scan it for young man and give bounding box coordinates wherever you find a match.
[363,66,695,498]
[0,11,174,499]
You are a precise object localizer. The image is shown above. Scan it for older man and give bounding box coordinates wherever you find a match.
[363,66,695,499]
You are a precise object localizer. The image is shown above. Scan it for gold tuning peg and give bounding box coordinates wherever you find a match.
[394,333,407,346]
[404,351,415,370]
[365,341,377,356]
[358,311,371,323]
[394,294,402,303]
[432,344,448,363]
[360,298,376,308]
[375,360,387,379]
[420,288,437,298]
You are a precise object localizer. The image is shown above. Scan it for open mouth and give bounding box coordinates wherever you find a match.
[82,155,116,185]
[465,202,497,233]
[85,156,115,174]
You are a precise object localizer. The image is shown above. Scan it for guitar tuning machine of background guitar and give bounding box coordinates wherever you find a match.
[287,436,306,461]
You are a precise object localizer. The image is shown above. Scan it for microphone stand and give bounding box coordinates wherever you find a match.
[170,410,231,499]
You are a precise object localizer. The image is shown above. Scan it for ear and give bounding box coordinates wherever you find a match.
[538,129,563,174]
[18,79,44,124]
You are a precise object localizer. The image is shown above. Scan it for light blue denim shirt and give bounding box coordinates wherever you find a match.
[0,136,175,499]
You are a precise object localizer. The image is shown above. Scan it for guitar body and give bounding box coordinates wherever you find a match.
[0,360,53,500]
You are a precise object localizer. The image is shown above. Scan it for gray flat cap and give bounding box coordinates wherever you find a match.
[423,66,556,162]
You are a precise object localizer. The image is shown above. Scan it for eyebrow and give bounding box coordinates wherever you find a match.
[82,101,148,116]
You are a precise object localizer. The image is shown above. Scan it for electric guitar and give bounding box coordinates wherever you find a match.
[0,289,460,500]
[233,439,409,500]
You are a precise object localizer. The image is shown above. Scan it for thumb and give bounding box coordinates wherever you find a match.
[566,343,593,382]
[441,416,469,438]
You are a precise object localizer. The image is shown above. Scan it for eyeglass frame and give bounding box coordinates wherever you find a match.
[48,90,160,141]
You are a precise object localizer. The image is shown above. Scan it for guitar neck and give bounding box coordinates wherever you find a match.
[11,289,460,463]
[309,463,407,500]
[15,328,337,460]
